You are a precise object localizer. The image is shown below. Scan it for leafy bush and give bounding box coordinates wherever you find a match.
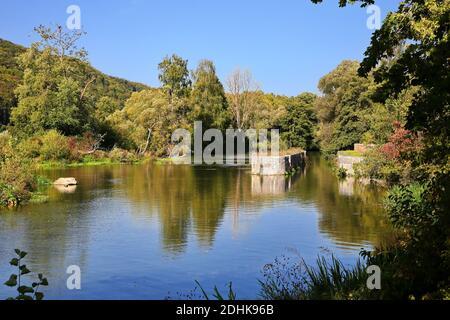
[385,183,435,239]
[368,175,450,299]
[336,167,348,179]
[39,130,71,161]
[17,136,42,159]
[0,130,12,156]
[0,155,36,207]
[354,150,402,184]
[353,123,422,185]
[0,131,37,207]
[109,147,138,163]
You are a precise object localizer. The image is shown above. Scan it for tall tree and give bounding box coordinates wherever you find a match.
[190,59,229,130]
[11,25,93,137]
[226,68,259,129]
[281,93,318,150]
[158,54,191,102]
[314,60,375,154]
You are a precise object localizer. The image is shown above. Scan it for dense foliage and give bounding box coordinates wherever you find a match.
[259,0,449,301]
[289,0,450,300]
[280,93,318,150]
[0,39,24,127]
[357,0,450,299]
[0,131,36,207]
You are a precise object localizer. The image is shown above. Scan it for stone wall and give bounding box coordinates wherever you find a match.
[251,152,306,175]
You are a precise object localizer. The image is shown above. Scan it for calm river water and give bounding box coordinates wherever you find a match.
[0,154,391,299]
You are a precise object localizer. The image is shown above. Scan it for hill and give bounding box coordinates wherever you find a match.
[0,38,149,126]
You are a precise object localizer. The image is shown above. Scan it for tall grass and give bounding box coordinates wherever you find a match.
[259,255,371,300]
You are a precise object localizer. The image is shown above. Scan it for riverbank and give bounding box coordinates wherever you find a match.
[37,158,146,170]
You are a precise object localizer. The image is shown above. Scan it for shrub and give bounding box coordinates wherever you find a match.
[17,137,42,159]
[109,147,138,163]
[0,130,12,157]
[385,183,436,243]
[0,154,36,207]
[354,148,410,185]
[39,130,70,161]
[380,122,423,162]
[369,176,450,299]
[336,167,348,179]
[353,123,423,185]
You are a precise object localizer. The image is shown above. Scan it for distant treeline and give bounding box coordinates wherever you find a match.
[0,27,408,158]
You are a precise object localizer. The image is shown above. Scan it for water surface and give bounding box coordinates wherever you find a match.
[0,154,391,299]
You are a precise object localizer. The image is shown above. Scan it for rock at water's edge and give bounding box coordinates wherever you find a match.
[53,178,78,186]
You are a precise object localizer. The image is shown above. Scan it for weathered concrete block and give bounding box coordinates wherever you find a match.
[337,156,364,175]
[251,152,306,175]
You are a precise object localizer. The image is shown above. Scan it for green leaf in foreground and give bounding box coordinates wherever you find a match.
[4,274,18,287]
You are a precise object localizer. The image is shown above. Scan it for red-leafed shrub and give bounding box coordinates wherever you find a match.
[355,122,423,185]
[380,122,423,162]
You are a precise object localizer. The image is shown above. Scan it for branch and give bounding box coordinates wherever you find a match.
[80,133,106,155]
[80,77,96,101]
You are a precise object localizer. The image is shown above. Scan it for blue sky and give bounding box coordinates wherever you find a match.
[0,0,399,96]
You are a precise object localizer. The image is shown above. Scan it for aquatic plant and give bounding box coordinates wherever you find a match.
[259,255,371,300]
[195,280,236,300]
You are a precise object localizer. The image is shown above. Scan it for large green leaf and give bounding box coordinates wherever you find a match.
[20,265,31,275]
[18,285,34,294]
[9,258,19,266]
[4,274,17,287]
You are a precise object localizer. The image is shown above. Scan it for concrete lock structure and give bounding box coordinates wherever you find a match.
[251,151,306,176]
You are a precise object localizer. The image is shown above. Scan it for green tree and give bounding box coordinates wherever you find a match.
[11,25,92,137]
[158,54,191,101]
[109,89,190,157]
[190,60,229,130]
[314,60,375,155]
[0,39,25,126]
[252,93,288,130]
[95,96,120,122]
[358,0,449,165]
[280,93,318,150]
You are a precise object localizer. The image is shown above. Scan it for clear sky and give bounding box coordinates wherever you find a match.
[0,0,399,96]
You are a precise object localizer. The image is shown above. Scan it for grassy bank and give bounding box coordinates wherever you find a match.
[37,155,152,170]
[38,158,122,170]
